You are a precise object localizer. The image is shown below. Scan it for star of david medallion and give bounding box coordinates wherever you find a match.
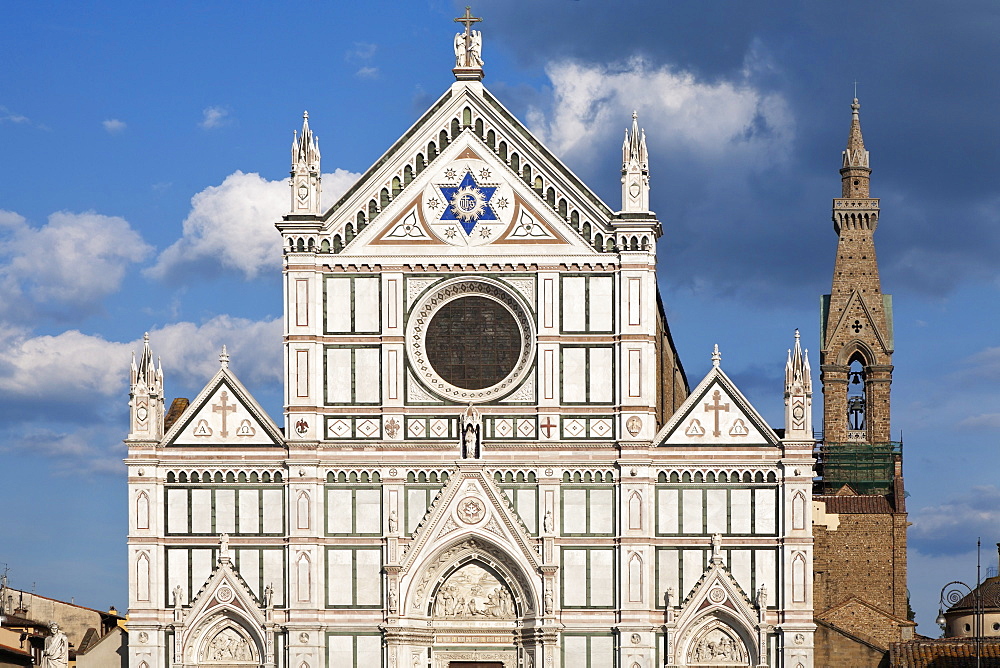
[439,170,498,234]
[421,155,517,247]
[457,496,486,524]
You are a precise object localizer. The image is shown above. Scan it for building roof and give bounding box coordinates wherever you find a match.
[164,397,189,431]
[0,644,34,666]
[890,638,1000,667]
[948,576,1000,612]
[814,493,894,514]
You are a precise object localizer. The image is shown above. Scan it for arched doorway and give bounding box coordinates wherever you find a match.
[400,537,543,668]
[189,615,264,667]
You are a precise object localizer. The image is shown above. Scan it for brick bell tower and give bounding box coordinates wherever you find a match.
[821,96,893,447]
[813,98,912,666]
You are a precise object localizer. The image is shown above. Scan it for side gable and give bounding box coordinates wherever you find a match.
[163,366,284,447]
[654,360,779,447]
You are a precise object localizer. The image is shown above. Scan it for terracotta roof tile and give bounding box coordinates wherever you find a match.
[890,638,1000,667]
[164,397,189,431]
[814,494,894,513]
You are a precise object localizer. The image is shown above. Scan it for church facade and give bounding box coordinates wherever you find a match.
[126,14,824,668]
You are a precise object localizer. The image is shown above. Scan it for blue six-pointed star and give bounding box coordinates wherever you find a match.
[438,171,498,235]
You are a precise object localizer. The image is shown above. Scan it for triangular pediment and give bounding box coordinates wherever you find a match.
[825,289,891,354]
[346,132,596,255]
[182,552,266,628]
[163,367,283,447]
[318,82,620,258]
[399,465,540,573]
[677,557,760,629]
[655,364,778,447]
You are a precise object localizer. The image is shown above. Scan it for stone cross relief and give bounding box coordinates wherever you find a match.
[212,391,237,438]
[703,389,730,437]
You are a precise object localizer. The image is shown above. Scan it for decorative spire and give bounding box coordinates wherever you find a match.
[452,6,484,81]
[290,111,322,214]
[219,345,230,369]
[620,111,650,213]
[128,332,164,441]
[292,111,320,168]
[711,344,721,368]
[841,97,871,198]
[132,332,155,388]
[784,329,812,437]
[623,110,647,168]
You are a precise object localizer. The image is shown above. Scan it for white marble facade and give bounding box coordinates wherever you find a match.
[126,17,814,668]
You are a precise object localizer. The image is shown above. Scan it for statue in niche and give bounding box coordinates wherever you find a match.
[42,622,68,668]
[262,582,274,609]
[172,584,184,609]
[431,564,515,619]
[543,510,554,533]
[460,404,482,459]
[388,510,398,534]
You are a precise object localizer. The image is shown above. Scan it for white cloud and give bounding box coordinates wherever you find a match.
[959,346,1000,381]
[148,169,359,281]
[957,413,1000,429]
[349,42,377,60]
[0,316,283,473]
[0,209,152,320]
[102,118,126,133]
[356,66,379,79]
[0,105,30,124]
[200,106,229,129]
[527,56,793,167]
[909,485,1000,556]
[0,317,281,406]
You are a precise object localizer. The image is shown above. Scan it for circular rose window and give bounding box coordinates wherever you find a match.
[426,296,520,390]
[406,278,534,402]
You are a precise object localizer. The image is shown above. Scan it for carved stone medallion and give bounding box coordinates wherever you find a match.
[457,497,486,524]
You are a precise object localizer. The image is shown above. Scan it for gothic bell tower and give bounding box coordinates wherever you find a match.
[820,97,894,450]
[813,99,911,666]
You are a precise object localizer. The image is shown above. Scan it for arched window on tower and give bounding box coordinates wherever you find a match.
[847,355,866,432]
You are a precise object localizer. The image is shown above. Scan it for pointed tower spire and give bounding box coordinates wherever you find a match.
[841,98,871,198]
[620,110,650,213]
[784,329,812,437]
[290,111,322,214]
[128,332,165,441]
[823,96,892,445]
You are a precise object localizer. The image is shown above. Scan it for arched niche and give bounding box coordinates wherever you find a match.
[190,613,264,666]
[406,537,538,621]
[430,561,517,620]
[680,613,757,667]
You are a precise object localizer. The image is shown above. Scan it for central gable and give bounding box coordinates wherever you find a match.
[360,138,580,253]
[320,82,617,258]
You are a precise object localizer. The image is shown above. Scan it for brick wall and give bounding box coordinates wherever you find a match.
[815,623,889,668]
[814,510,908,618]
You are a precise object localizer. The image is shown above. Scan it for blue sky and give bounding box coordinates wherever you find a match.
[1,1,998,635]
